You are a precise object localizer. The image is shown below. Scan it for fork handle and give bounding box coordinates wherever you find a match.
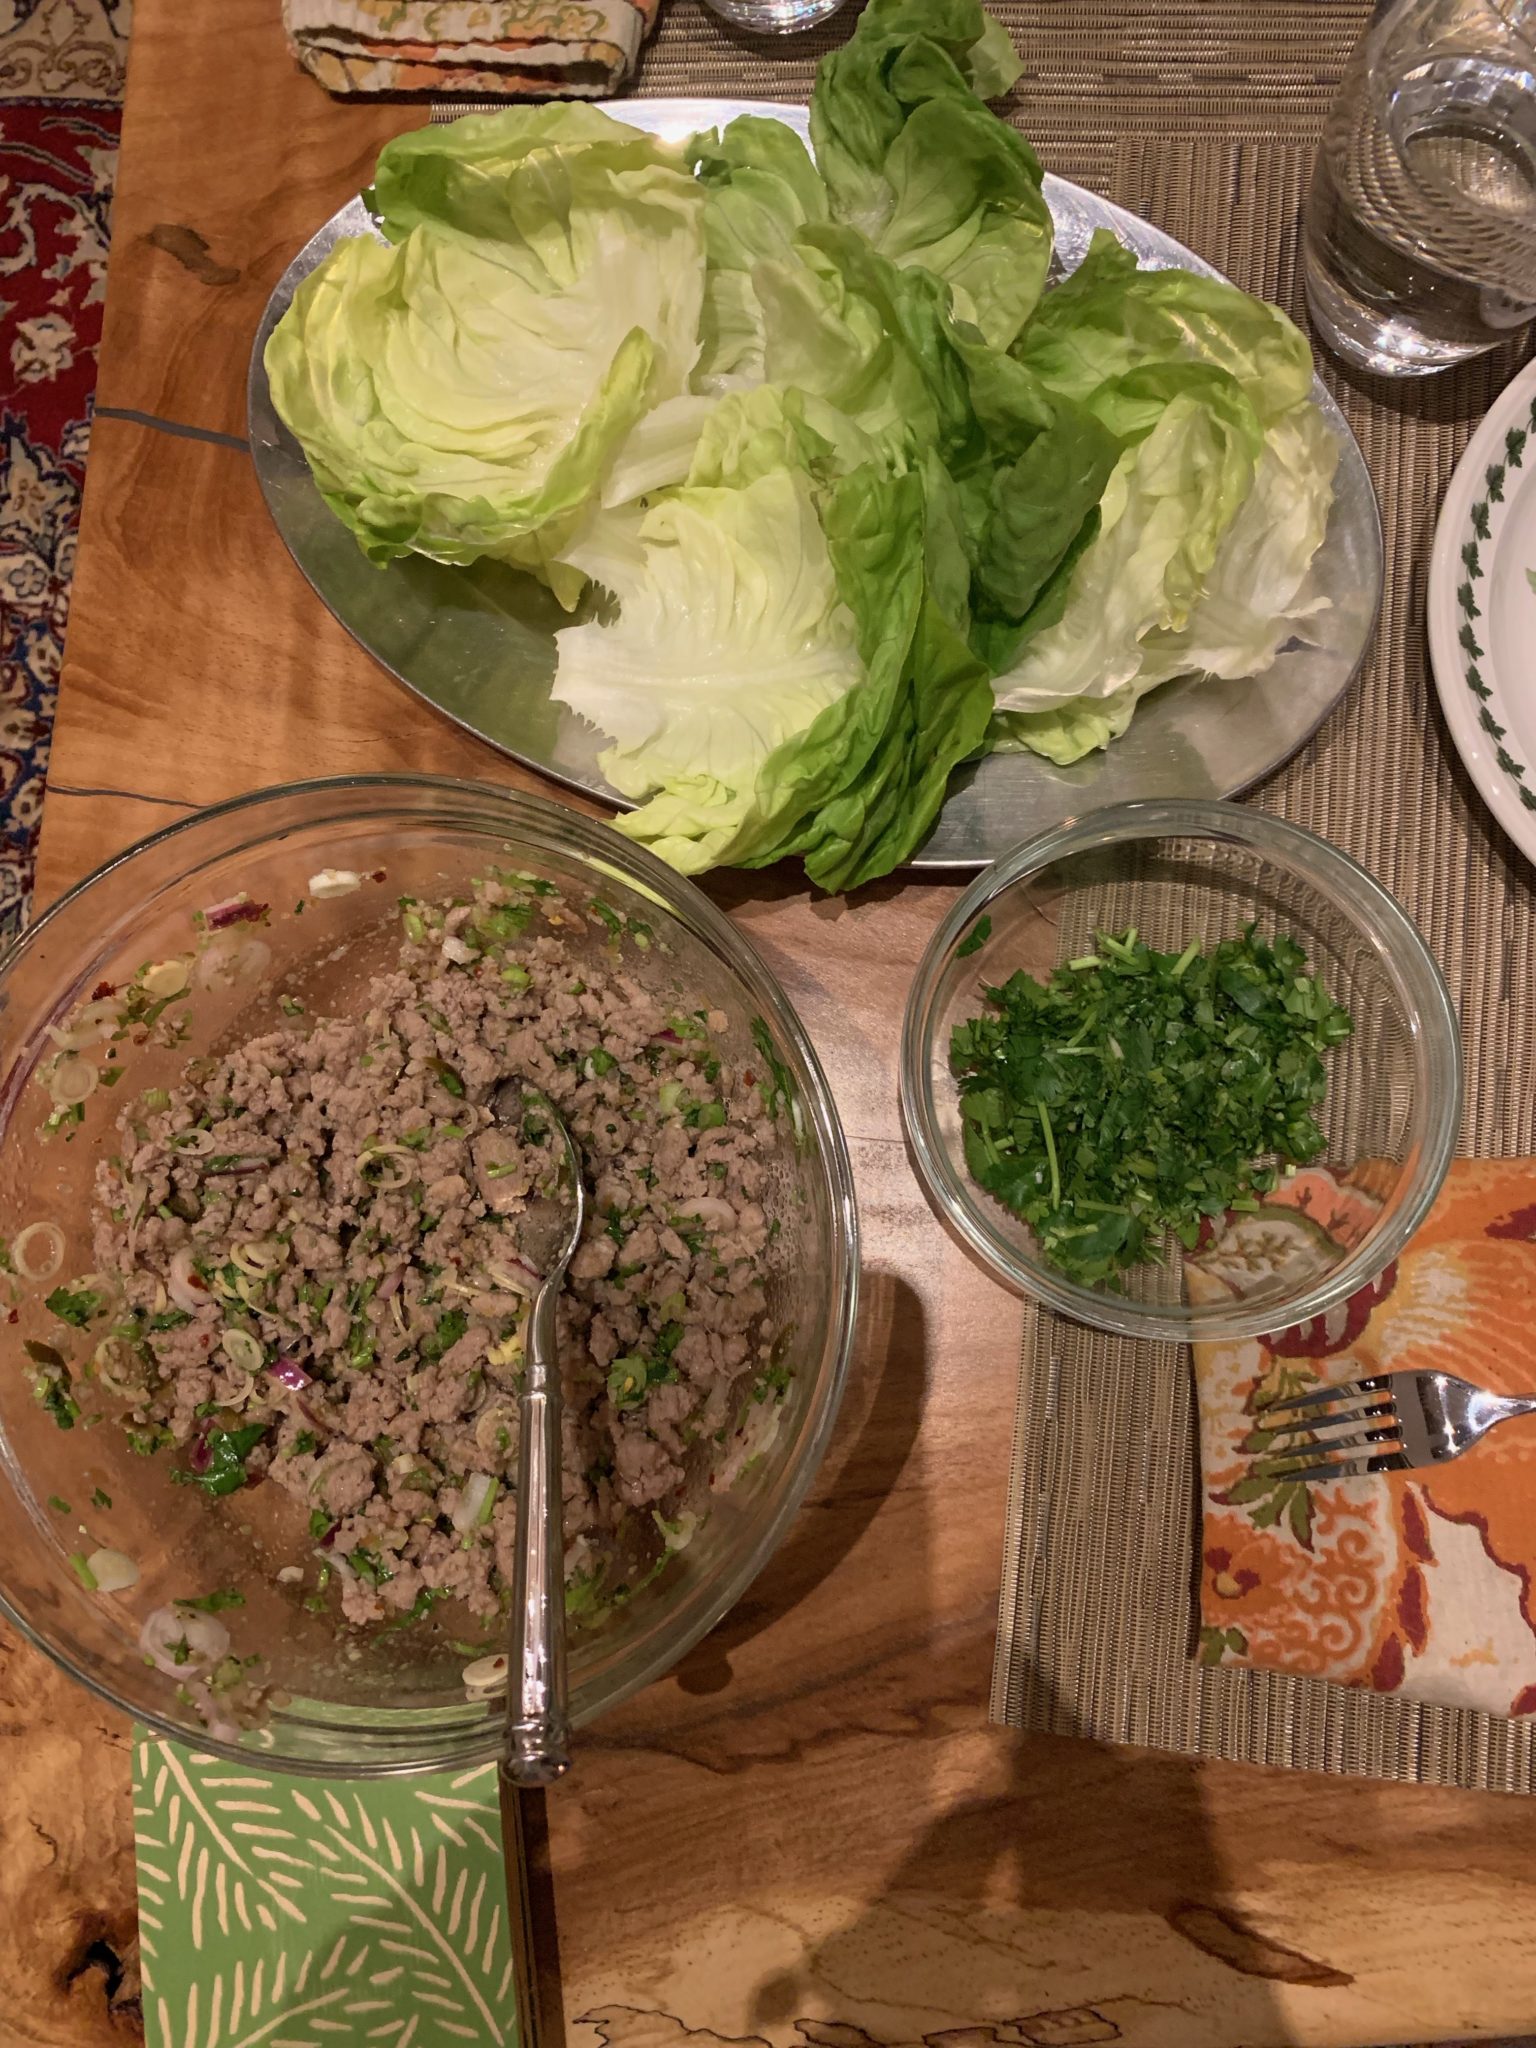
[502,1277,571,1788]
[1476,1391,1536,1426]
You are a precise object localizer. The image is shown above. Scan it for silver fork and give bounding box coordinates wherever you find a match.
[1255,1371,1536,1483]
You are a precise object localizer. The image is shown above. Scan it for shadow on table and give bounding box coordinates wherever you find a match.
[673,1264,929,1693]
[739,1670,1308,2048]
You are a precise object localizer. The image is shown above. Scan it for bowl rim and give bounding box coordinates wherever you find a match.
[899,797,1463,1345]
[0,773,861,1775]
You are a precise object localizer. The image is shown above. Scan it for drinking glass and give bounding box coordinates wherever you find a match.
[700,0,849,30]
[1303,0,1536,374]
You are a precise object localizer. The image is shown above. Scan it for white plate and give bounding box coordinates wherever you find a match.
[1428,354,1536,866]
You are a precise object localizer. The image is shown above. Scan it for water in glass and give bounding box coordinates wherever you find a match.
[1304,0,1536,374]
[701,0,848,29]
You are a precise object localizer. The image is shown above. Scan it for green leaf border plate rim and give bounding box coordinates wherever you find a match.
[1427,352,1536,867]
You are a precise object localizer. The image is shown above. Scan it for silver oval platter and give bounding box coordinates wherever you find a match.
[247,98,1383,871]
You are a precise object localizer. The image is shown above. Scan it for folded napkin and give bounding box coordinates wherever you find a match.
[134,1729,521,2047]
[1189,1159,1536,1718]
[283,0,661,99]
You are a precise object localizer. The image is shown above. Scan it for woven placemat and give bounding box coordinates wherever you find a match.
[977,8,1536,1788]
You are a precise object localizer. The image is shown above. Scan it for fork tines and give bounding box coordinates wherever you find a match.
[1251,1375,1409,1484]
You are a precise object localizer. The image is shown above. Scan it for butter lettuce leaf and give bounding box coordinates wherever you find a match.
[549,461,865,874]
[990,371,1261,743]
[809,0,1048,348]
[266,106,705,583]
[1013,228,1314,425]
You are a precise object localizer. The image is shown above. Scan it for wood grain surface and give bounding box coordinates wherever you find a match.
[11,3,1536,2046]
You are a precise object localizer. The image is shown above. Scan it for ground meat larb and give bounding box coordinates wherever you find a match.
[82,873,791,1632]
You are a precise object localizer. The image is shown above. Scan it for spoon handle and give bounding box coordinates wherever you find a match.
[502,1277,571,1786]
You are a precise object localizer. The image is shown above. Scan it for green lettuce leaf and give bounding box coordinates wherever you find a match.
[549,459,866,874]
[688,117,830,394]
[265,107,706,583]
[552,403,993,889]
[754,454,995,890]
[809,0,1048,349]
[989,371,1262,754]
[1013,228,1314,425]
[369,103,682,248]
[1137,400,1339,687]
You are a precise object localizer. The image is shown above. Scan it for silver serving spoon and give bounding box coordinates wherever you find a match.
[484,1078,585,1786]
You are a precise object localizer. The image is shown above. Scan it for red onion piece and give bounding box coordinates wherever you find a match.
[188,1427,212,1475]
[377,1264,407,1303]
[651,1028,682,1045]
[267,1355,312,1391]
[204,897,270,931]
[317,1521,338,1549]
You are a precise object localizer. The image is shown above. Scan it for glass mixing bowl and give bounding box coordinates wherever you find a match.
[0,777,858,1775]
[900,799,1461,1345]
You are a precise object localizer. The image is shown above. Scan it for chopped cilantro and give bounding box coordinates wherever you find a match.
[388,1586,446,1629]
[749,1017,797,1126]
[47,1494,71,1514]
[174,1423,266,1496]
[950,925,1354,1287]
[347,1547,391,1586]
[45,1285,102,1327]
[32,1362,79,1430]
[955,913,993,959]
[175,1588,246,1613]
[91,1487,112,1510]
[428,1057,466,1099]
[419,1310,468,1366]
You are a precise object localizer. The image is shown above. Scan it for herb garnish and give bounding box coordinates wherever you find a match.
[46,1284,104,1327]
[950,926,1353,1287]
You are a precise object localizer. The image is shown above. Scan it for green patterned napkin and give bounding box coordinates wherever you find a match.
[133,1731,519,2048]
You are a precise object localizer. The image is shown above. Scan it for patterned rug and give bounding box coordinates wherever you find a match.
[0,0,127,941]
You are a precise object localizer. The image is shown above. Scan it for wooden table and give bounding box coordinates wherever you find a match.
[9,3,1536,2044]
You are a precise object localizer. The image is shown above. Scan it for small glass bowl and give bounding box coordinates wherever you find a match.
[900,799,1462,1345]
[0,777,858,1775]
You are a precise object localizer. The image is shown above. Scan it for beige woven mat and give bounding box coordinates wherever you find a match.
[965,8,1536,1788]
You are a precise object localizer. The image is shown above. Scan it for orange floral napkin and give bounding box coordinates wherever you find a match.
[1189,1160,1536,1717]
[283,1,662,98]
